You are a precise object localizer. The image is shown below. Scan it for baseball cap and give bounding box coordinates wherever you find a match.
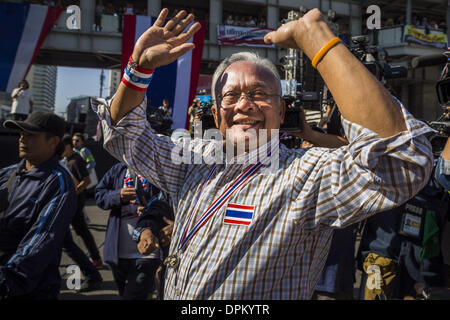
[3,111,66,138]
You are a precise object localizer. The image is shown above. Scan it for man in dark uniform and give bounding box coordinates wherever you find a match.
[0,112,76,299]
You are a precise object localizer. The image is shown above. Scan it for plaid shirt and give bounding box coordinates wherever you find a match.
[93,97,434,299]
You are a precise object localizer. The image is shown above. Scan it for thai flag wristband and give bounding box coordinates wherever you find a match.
[122,56,154,92]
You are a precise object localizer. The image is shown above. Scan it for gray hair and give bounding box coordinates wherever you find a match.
[211,52,282,107]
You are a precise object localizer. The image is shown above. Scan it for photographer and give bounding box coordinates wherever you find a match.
[188,98,202,133]
[159,98,172,118]
[148,101,173,135]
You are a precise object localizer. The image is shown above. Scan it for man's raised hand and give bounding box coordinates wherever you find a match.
[264,8,335,60]
[132,8,201,70]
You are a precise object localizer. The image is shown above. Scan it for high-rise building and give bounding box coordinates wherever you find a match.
[108,69,121,97]
[25,64,57,112]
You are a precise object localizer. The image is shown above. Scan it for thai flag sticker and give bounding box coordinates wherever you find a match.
[224,204,255,226]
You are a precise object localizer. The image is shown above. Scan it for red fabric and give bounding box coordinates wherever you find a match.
[185,20,206,129]
[121,15,136,76]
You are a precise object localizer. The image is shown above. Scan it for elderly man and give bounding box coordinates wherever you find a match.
[93,8,434,299]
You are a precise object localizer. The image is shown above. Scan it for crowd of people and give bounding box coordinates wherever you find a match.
[0,120,175,299]
[223,14,267,28]
[381,14,446,31]
[1,8,450,301]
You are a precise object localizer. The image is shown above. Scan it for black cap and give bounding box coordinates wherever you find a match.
[3,111,66,138]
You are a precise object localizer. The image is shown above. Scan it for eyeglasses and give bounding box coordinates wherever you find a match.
[218,90,281,109]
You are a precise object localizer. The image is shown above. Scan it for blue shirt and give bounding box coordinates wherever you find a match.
[0,156,76,299]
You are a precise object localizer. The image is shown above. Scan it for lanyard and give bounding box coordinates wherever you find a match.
[176,133,287,253]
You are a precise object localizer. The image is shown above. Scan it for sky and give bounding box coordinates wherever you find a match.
[55,67,110,117]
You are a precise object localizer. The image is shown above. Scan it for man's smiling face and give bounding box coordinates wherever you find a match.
[211,61,285,152]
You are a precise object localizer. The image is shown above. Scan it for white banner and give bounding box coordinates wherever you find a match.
[217,25,274,47]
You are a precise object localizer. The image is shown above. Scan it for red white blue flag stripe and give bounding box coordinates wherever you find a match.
[122,15,205,130]
[224,204,255,226]
[0,3,63,92]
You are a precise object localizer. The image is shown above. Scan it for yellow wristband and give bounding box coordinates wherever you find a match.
[311,37,342,69]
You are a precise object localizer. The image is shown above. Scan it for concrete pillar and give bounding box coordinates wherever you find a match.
[148,0,161,17]
[209,0,222,44]
[406,0,412,25]
[267,5,279,29]
[80,0,95,32]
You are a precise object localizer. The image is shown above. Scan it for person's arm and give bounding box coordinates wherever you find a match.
[289,107,348,148]
[110,9,201,125]
[442,137,450,160]
[0,168,76,298]
[268,10,436,230]
[300,130,348,148]
[265,9,406,138]
[289,113,434,230]
[158,216,174,248]
[29,99,33,114]
[134,198,174,255]
[10,88,20,99]
[75,156,90,194]
[93,9,203,202]
[76,176,90,195]
[94,165,124,210]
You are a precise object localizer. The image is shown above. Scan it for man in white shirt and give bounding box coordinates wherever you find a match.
[10,80,33,121]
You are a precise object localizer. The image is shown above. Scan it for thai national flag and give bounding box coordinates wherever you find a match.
[0,3,63,92]
[122,15,206,130]
[224,204,255,226]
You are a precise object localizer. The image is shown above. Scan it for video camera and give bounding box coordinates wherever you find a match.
[147,107,173,135]
[195,101,216,132]
[280,92,321,132]
[349,35,408,81]
[436,55,450,109]
[427,51,450,155]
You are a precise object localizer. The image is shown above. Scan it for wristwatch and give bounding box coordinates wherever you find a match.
[127,55,153,73]
[132,227,150,243]
[127,55,139,73]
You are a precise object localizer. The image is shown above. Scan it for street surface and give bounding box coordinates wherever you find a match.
[58,197,120,300]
